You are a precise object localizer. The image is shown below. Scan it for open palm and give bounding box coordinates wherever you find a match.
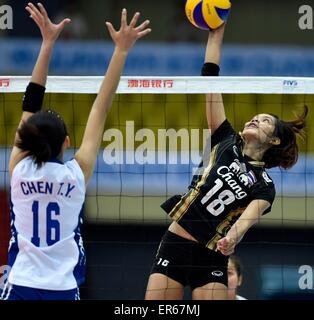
[26,2,71,43]
[106,9,151,52]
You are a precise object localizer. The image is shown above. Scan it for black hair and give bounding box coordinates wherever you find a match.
[17,109,68,166]
[262,106,308,169]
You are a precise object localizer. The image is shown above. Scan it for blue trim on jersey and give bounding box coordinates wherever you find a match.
[46,158,64,165]
[0,284,80,300]
[73,204,86,286]
[8,196,19,268]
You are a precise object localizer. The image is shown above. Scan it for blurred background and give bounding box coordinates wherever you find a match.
[0,0,314,300]
[1,0,314,76]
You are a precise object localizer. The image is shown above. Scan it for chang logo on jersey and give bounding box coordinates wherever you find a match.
[211,270,223,277]
[229,159,247,175]
[228,160,256,188]
[229,161,240,174]
[217,165,247,200]
[238,174,249,187]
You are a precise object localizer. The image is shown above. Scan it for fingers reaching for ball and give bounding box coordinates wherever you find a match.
[106,9,151,52]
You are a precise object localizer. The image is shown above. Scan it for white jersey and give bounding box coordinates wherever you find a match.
[8,157,86,291]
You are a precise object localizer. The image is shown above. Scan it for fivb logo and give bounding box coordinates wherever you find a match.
[299,5,313,30]
[283,80,298,88]
[0,5,13,30]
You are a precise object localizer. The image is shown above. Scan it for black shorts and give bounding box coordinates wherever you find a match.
[150,231,228,290]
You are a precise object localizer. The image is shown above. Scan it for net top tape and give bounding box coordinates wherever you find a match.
[0,76,313,94]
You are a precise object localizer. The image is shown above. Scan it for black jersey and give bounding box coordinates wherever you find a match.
[161,120,276,250]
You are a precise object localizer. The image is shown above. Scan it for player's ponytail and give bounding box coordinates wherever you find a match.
[262,105,308,169]
[17,110,68,167]
[17,122,52,165]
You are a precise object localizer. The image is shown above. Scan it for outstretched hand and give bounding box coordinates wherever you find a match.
[208,22,226,40]
[106,9,151,52]
[26,2,71,43]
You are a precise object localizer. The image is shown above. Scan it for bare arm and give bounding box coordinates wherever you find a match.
[9,2,70,176]
[27,2,70,85]
[75,9,151,183]
[216,199,271,256]
[204,25,227,134]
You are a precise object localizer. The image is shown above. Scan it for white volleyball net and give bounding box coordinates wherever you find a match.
[1,76,313,226]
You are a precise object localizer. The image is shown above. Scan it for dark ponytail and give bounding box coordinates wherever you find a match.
[16,110,68,167]
[17,122,52,165]
[262,105,308,169]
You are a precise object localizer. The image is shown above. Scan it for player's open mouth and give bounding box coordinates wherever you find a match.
[246,123,258,129]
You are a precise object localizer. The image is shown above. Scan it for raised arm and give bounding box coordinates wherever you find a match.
[216,199,270,256]
[9,2,70,176]
[203,25,227,134]
[74,9,151,183]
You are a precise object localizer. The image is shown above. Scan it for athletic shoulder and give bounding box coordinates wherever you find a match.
[65,158,85,182]
[251,169,276,215]
[11,156,34,178]
[211,119,237,147]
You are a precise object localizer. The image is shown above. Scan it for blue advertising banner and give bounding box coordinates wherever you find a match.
[0,149,312,196]
[1,40,314,76]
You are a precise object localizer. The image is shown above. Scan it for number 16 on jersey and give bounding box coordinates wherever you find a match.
[31,201,61,246]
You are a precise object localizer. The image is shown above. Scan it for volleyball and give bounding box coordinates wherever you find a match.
[185,0,231,30]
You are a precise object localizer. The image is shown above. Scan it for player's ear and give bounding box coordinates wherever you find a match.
[64,135,71,148]
[237,275,243,286]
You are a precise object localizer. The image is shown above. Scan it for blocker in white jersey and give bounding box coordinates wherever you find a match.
[0,3,151,300]
[8,157,86,290]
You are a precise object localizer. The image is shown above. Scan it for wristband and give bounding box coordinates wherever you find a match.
[201,63,220,77]
[22,82,46,113]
